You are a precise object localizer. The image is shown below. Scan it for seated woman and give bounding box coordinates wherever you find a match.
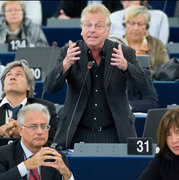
[0,1,42,25]
[0,1,48,49]
[122,5,169,75]
[138,107,179,180]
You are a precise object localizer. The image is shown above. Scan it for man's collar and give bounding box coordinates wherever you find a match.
[0,96,28,108]
[20,140,34,159]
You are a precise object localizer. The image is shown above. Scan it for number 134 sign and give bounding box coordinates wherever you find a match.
[127,137,153,155]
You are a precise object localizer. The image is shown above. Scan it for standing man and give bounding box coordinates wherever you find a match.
[0,60,58,146]
[44,4,149,149]
[0,103,74,180]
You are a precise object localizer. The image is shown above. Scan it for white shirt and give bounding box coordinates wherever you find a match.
[0,96,27,123]
[110,9,169,45]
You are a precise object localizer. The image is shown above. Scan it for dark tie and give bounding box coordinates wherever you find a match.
[6,104,22,120]
[29,155,40,180]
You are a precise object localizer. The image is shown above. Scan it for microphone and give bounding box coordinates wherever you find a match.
[41,42,58,99]
[52,41,57,48]
[53,61,93,153]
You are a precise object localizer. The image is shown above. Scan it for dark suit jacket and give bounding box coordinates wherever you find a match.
[138,152,179,180]
[0,98,58,146]
[0,140,68,180]
[128,68,160,113]
[53,0,123,17]
[44,39,149,148]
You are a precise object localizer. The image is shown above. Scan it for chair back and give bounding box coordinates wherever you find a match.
[142,108,168,143]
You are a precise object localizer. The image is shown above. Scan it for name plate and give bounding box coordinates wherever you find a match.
[127,137,153,155]
[8,39,27,51]
[31,67,42,81]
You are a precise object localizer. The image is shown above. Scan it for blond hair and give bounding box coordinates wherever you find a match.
[124,5,150,25]
[81,3,111,27]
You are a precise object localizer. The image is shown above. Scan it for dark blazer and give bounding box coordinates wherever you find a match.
[138,152,179,180]
[53,0,123,17]
[0,98,58,146]
[44,39,149,148]
[128,68,160,113]
[0,140,68,180]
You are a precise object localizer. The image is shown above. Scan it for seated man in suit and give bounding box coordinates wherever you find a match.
[0,60,58,145]
[127,68,160,113]
[108,36,160,113]
[0,103,74,180]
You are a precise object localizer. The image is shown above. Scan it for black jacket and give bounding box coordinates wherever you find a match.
[0,140,68,180]
[138,152,179,180]
[44,39,149,148]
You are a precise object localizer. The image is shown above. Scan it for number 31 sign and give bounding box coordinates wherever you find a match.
[127,137,153,155]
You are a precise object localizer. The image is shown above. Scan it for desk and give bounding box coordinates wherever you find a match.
[68,154,153,180]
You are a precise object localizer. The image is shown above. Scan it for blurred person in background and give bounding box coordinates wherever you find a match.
[0,1,42,25]
[110,0,169,45]
[121,5,169,75]
[0,1,48,49]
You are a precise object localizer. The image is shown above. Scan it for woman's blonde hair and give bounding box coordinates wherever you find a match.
[124,5,150,27]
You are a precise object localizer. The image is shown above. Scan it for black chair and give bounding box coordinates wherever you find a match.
[142,108,168,143]
[15,47,59,82]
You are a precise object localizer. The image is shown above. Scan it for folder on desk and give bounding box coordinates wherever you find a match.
[47,18,81,28]
[15,47,59,81]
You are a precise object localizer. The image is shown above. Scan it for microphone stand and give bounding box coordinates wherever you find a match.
[64,61,93,153]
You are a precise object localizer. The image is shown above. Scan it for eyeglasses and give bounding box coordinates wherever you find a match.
[21,124,51,131]
[82,23,106,30]
[127,21,146,27]
[5,8,23,13]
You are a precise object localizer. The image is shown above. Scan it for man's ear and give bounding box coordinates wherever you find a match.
[18,124,23,137]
